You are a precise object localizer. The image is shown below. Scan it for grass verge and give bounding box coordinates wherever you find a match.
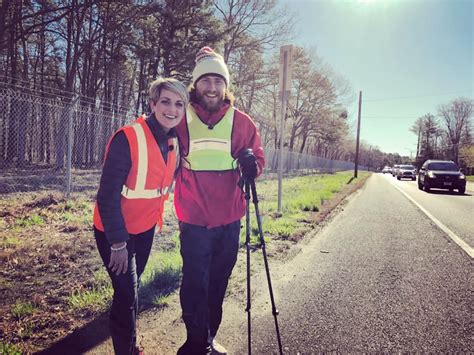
[0,170,369,353]
[241,171,367,245]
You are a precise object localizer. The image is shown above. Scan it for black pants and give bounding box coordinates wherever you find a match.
[95,226,155,355]
[179,220,241,344]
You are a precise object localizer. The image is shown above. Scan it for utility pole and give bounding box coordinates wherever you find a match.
[277,45,293,213]
[415,124,421,164]
[354,91,362,178]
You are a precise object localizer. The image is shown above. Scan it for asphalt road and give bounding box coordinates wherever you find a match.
[382,173,474,249]
[223,173,473,353]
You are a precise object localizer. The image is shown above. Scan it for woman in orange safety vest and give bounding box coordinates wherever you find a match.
[93,77,189,355]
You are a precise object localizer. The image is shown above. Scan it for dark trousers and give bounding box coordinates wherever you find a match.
[95,226,155,355]
[179,220,241,344]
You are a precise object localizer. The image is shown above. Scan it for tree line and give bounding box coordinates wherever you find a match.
[362,97,473,172]
[410,98,473,171]
[0,0,364,170]
[2,0,470,172]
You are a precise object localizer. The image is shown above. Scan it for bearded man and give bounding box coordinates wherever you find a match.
[174,47,265,355]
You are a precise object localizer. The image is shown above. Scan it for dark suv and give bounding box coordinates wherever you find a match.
[418,160,466,194]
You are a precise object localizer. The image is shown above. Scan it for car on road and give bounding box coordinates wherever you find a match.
[382,166,391,174]
[397,165,416,180]
[417,160,466,194]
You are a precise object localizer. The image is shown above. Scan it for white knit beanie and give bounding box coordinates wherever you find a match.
[192,47,230,87]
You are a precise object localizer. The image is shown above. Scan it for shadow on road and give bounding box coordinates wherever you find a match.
[424,189,472,197]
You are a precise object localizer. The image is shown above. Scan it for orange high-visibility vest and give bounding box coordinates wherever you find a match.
[93,116,177,234]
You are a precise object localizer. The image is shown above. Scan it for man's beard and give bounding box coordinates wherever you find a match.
[196,90,224,113]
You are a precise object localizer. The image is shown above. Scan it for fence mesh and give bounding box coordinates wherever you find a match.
[0,82,134,194]
[0,84,363,196]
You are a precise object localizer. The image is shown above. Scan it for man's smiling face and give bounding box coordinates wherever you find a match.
[195,75,226,113]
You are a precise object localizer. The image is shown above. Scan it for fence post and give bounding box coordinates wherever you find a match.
[66,95,79,198]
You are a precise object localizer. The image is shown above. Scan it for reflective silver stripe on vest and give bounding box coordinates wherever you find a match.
[121,185,169,199]
[189,138,230,152]
[134,122,148,191]
[120,121,169,200]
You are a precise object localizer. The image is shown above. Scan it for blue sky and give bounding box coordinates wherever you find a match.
[284,0,473,157]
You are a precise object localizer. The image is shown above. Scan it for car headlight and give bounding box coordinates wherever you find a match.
[459,174,465,179]
[427,171,436,178]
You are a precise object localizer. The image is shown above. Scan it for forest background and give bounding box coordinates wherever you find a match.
[0,0,473,174]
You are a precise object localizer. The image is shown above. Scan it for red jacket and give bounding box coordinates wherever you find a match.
[174,102,264,228]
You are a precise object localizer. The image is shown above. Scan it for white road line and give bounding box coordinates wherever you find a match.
[392,184,474,259]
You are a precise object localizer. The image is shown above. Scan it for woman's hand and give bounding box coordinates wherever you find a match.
[109,242,128,275]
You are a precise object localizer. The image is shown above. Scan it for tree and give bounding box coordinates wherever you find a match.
[458,144,474,174]
[411,113,440,166]
[438,98,473,164]
[213,0,295,63]
[285,47,346,156]
[0,0,365,173]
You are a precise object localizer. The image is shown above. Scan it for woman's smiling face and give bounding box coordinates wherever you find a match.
[150,89,186,132]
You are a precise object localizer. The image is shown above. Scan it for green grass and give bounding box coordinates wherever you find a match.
[260,216,298,240]
[64,200,91,211]
[68,270,113,310]
[61,211,91,225]
[68,171,367,313]
[239,171,366,244]
[69,234,183,311]
[14,214,44,228]
[152,294,171,307]
[69,285,113,310]
[466,175,474,182]
[12,301,35,320]
[0,341,22,355]
[60,200,93,225]
[0,236,21,248]
[139,234,182,308]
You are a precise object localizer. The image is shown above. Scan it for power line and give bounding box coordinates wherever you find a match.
[364,90,473,103]
[363,116,425,119]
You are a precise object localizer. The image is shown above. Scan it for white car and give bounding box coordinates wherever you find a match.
[396,165,416,180]
[382,166,391,174]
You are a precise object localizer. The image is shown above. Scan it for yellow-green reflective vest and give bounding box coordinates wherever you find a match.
[183,105,237,171]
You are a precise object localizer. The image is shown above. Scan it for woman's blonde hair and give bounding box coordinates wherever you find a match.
[149,77,189,106]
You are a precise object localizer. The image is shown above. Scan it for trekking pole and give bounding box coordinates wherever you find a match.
[244,180,252,355]
[249,178,283,355]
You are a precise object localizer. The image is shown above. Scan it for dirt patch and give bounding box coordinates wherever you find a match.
[0,194,98,353]
[0,188,183,354]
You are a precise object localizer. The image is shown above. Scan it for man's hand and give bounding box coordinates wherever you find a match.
[238,149,258,180]
[109,242,128,276]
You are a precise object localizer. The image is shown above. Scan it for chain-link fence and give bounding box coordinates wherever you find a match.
[0,81,134,195]
[264,148,358,173]
[0,84,363,196]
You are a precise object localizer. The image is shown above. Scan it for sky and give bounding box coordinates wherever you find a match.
[283,0,473,157]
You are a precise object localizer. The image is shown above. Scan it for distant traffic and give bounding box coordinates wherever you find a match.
[380,160,466,194]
